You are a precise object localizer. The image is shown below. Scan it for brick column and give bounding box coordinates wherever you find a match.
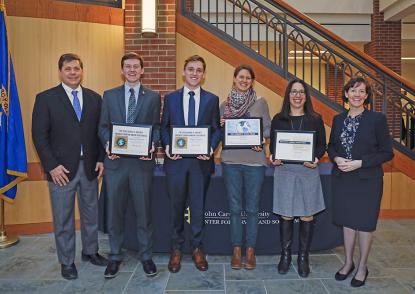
[326,64,344,106]
[364,0,401,137]
[124,0,176,98]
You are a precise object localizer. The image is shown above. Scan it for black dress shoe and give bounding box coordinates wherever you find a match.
[61,263,78,280]
[104,261,121,279]
[351,269,369,287]
[335,263,355,281]
[82,252,108,266]
[142,259,158,277]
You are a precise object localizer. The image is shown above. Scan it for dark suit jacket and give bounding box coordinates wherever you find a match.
[328,109,394,179]
[98,84,161,170]
[32,84,104,182]
[161,87,221,174]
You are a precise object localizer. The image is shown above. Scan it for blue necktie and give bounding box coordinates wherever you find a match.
[72,90,82,121]
[72,90,83,154]
[188,91,195,126]
[127,88,136,123]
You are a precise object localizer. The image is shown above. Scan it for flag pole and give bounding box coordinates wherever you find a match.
[0,0,20,249]
[0,199,19,249]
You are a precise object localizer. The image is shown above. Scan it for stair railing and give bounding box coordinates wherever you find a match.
[179,0,415,155]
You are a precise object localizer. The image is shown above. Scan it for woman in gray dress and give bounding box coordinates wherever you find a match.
[220,65,271,270]
[269,79,326,277]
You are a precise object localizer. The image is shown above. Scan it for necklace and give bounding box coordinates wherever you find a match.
[290,116,304,130]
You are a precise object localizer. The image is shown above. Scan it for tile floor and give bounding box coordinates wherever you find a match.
[0,219,414,293]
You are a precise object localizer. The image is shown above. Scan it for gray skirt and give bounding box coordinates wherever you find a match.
[273,164,325,217]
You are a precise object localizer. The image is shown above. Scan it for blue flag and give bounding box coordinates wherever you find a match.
[0,3,27,203]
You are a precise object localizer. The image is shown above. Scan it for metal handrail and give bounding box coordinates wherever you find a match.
[180,0,415,153]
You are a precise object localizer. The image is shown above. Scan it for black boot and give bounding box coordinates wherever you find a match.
[278,217,293,274]
[297,219,314,278]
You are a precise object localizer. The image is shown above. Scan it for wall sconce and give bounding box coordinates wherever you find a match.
[142,0,157,37]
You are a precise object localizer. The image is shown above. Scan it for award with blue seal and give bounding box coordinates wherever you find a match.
[223,117,263,149]
[110,123,152,157]
[170,126,210,157]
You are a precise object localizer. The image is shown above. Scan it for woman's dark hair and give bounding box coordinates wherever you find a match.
[233,64,255,80]
[342,76,372,105]
[278,78,318,120]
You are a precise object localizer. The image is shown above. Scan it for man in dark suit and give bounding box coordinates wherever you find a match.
[99,53,161,278]
[161,55,221,273]
[32,53,107,280]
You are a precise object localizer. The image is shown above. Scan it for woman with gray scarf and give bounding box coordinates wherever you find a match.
[220,65,271,270]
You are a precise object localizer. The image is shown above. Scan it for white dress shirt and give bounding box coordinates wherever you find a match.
[62,82,83,110]
[183,86,200,126]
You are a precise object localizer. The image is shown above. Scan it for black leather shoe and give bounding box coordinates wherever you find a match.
[351,269,369,287]
[104,261,121,279]
[82,252,108,266]
[335,263,355,281]
[61,263,78,280]
[142,259,158,277]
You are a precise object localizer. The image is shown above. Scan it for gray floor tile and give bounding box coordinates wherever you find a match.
[225,263,298,280]
[124,266,169,294]
[152,253,171,264]
[165,264,224,291]
[256,255,279,263]
[0,256,56,279]
[322,277,411,294]
[16,237,57,257]
[62,270,132,293]
[206,254,231,263]
[293,255,343,279]
[165,291,225,294]
[264,279,328,294]
[0,237,38,258]
[2,219,414,293]
[370,245,415,268]
[388,268,415,293]
[0,279,69,294]
[374,227,415,247]
[226,280,266,294]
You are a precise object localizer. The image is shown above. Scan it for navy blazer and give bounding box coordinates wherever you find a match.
[328,110,394,179]
[32,85,104,181]
[161,87,221,174]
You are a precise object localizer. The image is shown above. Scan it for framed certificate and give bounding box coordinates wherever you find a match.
[273,130,315,163]
[170,126,210,157]
[110,123,152,157]
[223,117,263,149]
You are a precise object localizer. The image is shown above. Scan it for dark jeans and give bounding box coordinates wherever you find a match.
[223,163,265,248]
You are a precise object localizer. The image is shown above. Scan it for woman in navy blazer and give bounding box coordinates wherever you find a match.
[328,77,394,287]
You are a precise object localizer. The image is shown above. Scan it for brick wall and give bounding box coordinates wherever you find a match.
[326,64,344,106]
[364,0,401,137]
[124,0,176,98]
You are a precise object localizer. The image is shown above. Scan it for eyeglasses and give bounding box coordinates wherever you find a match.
[290,90,305,96]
